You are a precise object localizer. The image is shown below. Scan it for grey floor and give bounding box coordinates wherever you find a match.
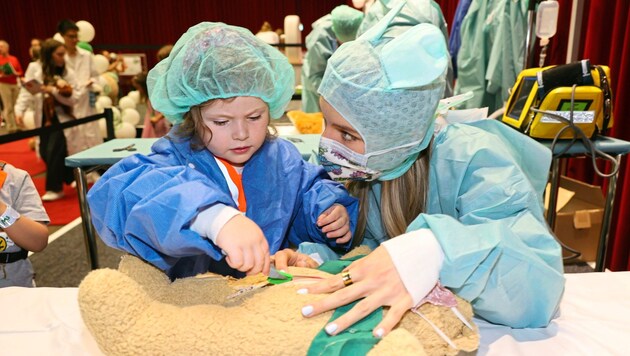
[31,223,124,287]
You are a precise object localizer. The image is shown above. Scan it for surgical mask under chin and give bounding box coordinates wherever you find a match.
[318,137,382,182]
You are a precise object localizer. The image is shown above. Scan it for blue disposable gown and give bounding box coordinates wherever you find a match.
[87,135,358,279]
[301,120,564,328]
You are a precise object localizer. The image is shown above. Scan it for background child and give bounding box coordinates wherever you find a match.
[87,22,357,280]
[0,160,49,287]
[131,72,170,138]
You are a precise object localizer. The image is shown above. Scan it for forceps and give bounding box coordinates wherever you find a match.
[113,143,137,152]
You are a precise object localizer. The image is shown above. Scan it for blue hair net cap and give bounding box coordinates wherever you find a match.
[318,2,447,172]
[148,22,295,124]
[331,5,365,43]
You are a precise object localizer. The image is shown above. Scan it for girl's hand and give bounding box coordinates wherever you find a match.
[298,246,413,338]
[317,204,351,244]
[273,249,319,271]
[215,214,270,276]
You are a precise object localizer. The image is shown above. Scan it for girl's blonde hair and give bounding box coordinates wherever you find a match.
[348,142,432,245]
[169,98,278,150]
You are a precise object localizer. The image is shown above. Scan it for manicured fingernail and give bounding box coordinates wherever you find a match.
[374,328,384,338]
[302,305,314,316]
[297,288,308,295]
[325,323,338,335]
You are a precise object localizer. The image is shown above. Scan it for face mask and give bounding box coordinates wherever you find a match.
[317,137,381,182]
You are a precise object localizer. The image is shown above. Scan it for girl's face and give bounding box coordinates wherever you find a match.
[199,96,270,167]
[52,45,66,67]
[320,97,365,154]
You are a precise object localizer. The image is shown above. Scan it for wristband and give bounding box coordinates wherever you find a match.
[0,205,20,229]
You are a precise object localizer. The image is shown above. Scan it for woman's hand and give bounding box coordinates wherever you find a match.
[317,204,352,244]
[298,246,413,338]
[273,249,319,270]
[215,214,270,276]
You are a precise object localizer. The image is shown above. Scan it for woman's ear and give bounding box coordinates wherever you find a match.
[381,24,448,90]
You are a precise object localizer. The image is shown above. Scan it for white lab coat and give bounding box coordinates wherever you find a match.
[65,47,103,151]
[14,61,84,155]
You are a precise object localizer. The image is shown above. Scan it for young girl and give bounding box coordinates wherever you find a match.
[277,6,564,336]
[87,22,357,280]
[0,160,49,287]
[15,39,80,201]
[132,72,170,138]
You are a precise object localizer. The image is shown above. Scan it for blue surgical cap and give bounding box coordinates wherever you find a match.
[319,2,447,173]
[148,22,295,123]
[331,5,365,43]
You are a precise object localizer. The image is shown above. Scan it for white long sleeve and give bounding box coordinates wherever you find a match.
[382,228,444,305]
[190,204,241,246]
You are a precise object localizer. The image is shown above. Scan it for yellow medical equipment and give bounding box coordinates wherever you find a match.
[502,60,613,139]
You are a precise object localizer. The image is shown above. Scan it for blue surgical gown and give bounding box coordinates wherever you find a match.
[302,120,564,328]
[87,135,358,279]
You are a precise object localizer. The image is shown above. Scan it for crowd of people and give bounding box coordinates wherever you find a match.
[3,2,564,340]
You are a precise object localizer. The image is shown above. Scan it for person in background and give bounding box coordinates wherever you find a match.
[58,19,102,155]
[132,72,169,138]
[0,160,49,288]
[356,0,454,96]
[15,39,81,201]
[29,38,42,62]
[255,21,280,45]
[156,44,173,63]
[0,40,24,133]
[87,22,358,280]
[276,6,564,336]
[301,5,364,113]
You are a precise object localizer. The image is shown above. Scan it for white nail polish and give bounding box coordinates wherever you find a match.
[374,328,384,338]
[297,288,308,295]
[325,323,338,335]
[302,305,314,316]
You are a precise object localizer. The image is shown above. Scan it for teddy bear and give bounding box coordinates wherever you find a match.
[78,254,478,355]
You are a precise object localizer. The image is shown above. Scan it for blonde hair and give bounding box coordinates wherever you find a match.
[170,98,278,150]
[348,143,432,245]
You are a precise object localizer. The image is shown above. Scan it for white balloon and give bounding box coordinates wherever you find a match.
[93,54,109,75]
[127,90,141,104]
[108,106,122,128]
[23,110,36,129]
[118,96,136,110]
[95,102,104,114]
[53,32,65,43]
[76,20,96,42]
[122,108,141,126]
[98,118,107,138]
[115,122,136,138]
[96,95,112,108]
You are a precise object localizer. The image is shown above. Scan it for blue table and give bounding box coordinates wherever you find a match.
[540,136,630,271]
[65,135,320,270]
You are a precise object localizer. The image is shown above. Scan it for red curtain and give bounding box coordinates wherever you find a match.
[1,0,346,70]
[565,0,630,270]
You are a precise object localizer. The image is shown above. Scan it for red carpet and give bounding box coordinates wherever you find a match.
[32,177,82,226]
[2,139,82,226]
[0,139,46,176]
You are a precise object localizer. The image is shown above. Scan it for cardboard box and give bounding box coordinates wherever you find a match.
[551,176,605,262]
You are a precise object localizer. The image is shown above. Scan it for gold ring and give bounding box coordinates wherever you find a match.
[341,271,353,287]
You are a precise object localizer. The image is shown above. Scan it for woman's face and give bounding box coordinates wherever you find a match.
[52,45,66,67]
[199,96,270,167]
[320,97,365,154]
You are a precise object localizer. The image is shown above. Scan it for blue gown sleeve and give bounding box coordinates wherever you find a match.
[286,158,358,252]
[87,152,234,272]
[408,126,565,328]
